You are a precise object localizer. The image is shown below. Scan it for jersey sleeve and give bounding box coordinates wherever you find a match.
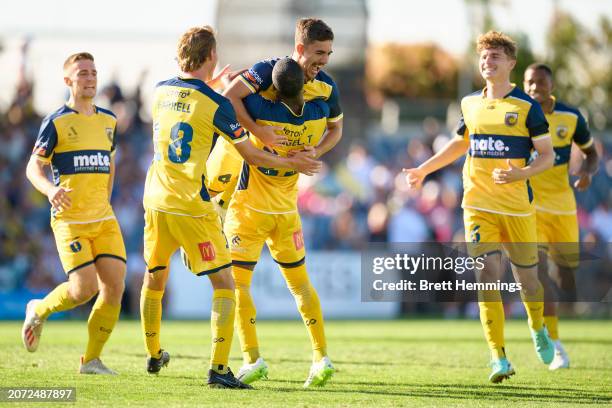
[213,100,249,145]
[455,110,468,140]
[110,124,118,155]
[526,103,550,140]
[573,110,593,149]
[326,81,343,122]
[32,116,58,162]
[239,60,274,94]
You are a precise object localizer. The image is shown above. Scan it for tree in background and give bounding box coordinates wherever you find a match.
[546,10,611,131]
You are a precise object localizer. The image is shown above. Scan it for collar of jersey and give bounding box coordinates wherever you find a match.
[64,104,98,115]
[280,101,305,117]
[177,76,207,88]
[481,83,517,100]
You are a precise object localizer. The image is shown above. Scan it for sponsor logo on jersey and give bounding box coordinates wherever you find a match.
[505,112,519,126]
[470,136,511,157]
[73,152,111,171]
[244,69,263,86]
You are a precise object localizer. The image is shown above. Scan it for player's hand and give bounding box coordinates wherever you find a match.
[47,186,72,211]
[287,145,318,159]
[289,147,321,176]
[492,159,526,184]
[572,169,592,191]
[206,64,246,90]
[254,125,288,147]
[402,167,427,190]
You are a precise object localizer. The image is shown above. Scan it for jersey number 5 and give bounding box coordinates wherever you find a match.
[168,122,194,163]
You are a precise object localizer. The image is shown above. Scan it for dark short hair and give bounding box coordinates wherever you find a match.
[272,58,304,98]
[526,62,553,79]
[295,18,334,45]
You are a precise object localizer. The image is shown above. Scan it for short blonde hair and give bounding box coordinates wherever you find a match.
[476,31,517,59]
[63,52,94,71]
[177,26,216,72]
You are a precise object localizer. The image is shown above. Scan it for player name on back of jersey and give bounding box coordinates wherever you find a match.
[156,88,193,113]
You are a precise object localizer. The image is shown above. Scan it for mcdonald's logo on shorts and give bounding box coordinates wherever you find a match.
[198,241,216,261]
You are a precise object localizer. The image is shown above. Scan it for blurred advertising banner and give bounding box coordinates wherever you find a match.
[168,250,398,319]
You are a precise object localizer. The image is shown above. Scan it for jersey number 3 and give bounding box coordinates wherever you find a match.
[168,122,194,163]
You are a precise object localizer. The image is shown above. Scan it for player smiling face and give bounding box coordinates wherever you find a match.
[523,67,553,105]
[65,59,97,101]
[479,47,515,82]
[296,40,333,82]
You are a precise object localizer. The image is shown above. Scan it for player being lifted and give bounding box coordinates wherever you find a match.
[140,27,321,388]
[523,63,599,370]
[222,58,334,387]
[23,52,126,375]
[206,18,343,217]
[404,32,556,383]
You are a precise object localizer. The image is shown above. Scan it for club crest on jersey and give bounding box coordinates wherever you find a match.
[69,240,82,253]
[105,127,114,143]
[504,112,519,127]
[556,125,568,139]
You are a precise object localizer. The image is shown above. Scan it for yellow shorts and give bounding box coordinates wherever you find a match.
[224,205,305,268]
[536,210,579,268]
[463,208,538,268]
[206,137,243,210]
[51,217,126,274]
[143,208,231,276]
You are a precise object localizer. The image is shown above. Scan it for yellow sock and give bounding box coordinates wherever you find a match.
[280,264,327,361]
[140,287,164,358]
[34,282,80,320]
[521,283,544,331]
[232,266,260,364]
[210,288,236,373]
[544,315,559,340]
[478,290,505,360]
[83,297,120,363]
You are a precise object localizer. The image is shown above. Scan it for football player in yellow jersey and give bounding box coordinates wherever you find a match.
[23,52,126,375]
[404,32,557,383]
[206,18,343,215]
[139,27,321,389]
[523,63,599,370]
[220,58,334,387]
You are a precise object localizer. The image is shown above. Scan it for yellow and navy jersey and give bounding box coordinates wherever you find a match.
[456,86,550,216]
[530,98,592,214]
[144,77,248,216]
[239,57,343,123]
[232,94,330,213]
[32,105,117,223]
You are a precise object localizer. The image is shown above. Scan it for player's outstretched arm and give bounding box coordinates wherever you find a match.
[233,141,321,176]
[492,136,554,184]
[573,144,599,191]
[26,156,72,211]
[224,78,287,147]
[403,136,469,189]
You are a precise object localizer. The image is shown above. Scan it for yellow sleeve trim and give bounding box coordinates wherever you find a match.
[575,138,593,150]
[32,154,51,164]
[238,76,257,94]
[532,133,551,141]
[230,134,249,145]
[327,113,344,123]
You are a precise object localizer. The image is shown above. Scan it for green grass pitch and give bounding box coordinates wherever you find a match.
[1,319,610,407]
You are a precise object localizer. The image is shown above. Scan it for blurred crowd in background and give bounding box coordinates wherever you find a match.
[1,61,610,317]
